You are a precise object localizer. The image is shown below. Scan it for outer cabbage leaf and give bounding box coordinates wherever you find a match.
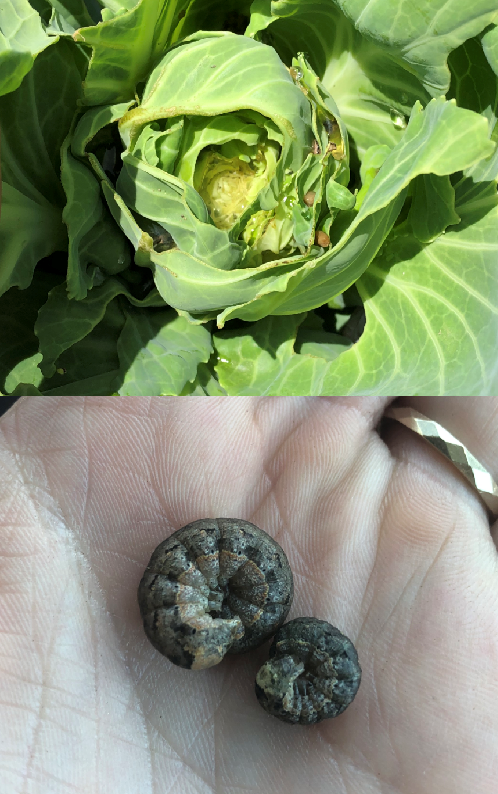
[0,184,67,296]
[30,275,212,395]
[29,295,213,396]
[179,362,228,395]
[0,39,85,296]
[172,0,253,40]
[407,174,460,244]
[116,307,213,395]
[62,101,135,298]
[447,27,498,183]
[33,296,125,395]
[41,0,96,33]
[0,270,61,394]
[34,278,163,377]
[214,313,333,395]
[326,184,498,395]
[334,0,498,96]
[0,0,56,97]
[73,0,192,104]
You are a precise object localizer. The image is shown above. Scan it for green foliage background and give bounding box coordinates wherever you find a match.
[1,0,497,395]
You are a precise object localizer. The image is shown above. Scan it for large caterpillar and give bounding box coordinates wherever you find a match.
[138,518,294,670]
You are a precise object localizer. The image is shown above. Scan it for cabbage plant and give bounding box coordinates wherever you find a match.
[1,0,497,395]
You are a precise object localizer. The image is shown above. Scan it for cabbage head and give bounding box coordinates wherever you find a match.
[73,32,350,319]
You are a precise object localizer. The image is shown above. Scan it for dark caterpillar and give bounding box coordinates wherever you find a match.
[138,518,294,670]
[255,617,361,724]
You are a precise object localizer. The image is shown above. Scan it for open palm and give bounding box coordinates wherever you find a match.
[1,396,497,794]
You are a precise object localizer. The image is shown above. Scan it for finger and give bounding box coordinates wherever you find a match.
[358,417,498,794]
[395,397,498,487]
[380,415,498,550]
[394,397,498,543]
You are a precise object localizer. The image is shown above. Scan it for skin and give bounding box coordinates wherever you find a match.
[0,396,497,794]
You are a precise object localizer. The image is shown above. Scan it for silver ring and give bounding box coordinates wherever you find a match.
[384,405,498,521]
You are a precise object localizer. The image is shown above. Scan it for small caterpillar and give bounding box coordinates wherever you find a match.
[255,617,361,724]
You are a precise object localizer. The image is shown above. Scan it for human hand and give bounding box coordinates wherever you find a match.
[0,397,497,793]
